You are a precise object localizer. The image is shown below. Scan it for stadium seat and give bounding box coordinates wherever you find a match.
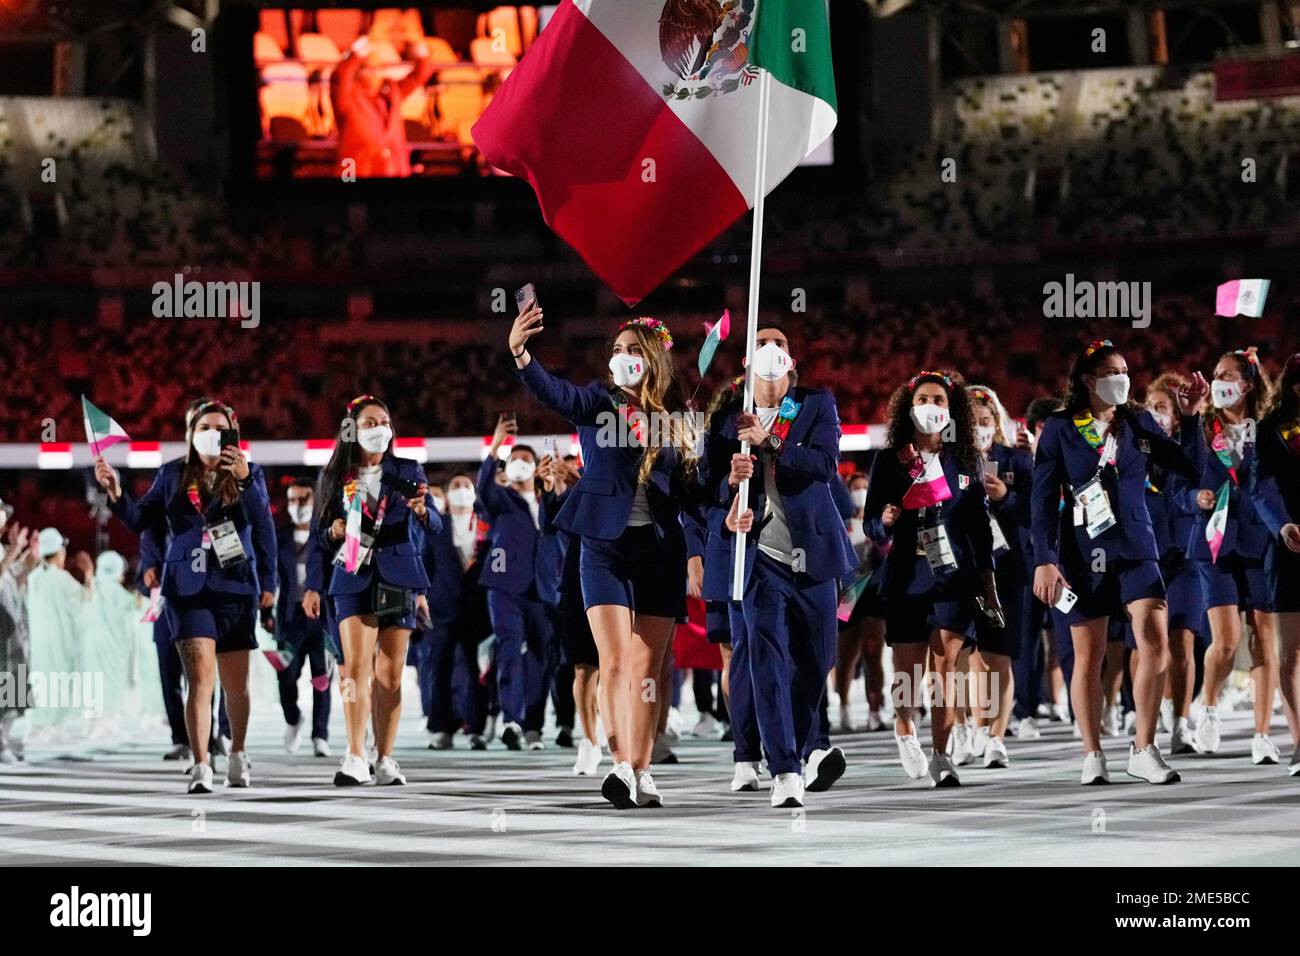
[470,37,517,70]
[480,6,524,58]
[296,33,340,67]
[254,31,285,66]
[371,8,425,47]
[260,62,311,140]
[316,9,365,53]
[258,10,291,53]
[433,67,485,145]
[423,37,460,66]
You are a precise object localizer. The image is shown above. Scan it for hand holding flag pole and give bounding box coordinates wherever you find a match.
[732,69,772,602]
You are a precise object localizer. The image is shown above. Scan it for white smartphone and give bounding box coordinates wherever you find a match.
[543,435,557,460]
[983,461,999,478]
[1054,587,1079,614]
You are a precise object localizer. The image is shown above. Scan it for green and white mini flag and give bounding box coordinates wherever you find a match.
[82,395,129,457]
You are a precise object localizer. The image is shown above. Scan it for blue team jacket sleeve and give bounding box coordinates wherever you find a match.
[1251,429,1291,537]
[862,451,896,545]
[1030,417,1067,567]
[109,466,169,534]
[516,356,608,427]
[962,480,996,572]
[476,454,514,518]
[1144,411,1206,480]
[681,501,707,559]
[829,471,854,521]
[777,394,840,483]
[247,467,278,595]
[304,519,326,592]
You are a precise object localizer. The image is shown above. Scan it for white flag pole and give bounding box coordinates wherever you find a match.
[732,68,772,602]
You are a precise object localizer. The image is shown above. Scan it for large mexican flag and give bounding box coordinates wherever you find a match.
[473,0,837,305]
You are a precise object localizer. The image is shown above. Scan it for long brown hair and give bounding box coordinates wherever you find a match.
[613,323,695,484]
[180,401,241,507]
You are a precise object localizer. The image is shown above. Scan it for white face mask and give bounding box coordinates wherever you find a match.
[1211,380,1243,409]
[1150,411,1173,435]
[505,458,536,484]
[751,341,793,382]
[288,502,313,526]
[1091,373,1130,406]
[447,486,476,509]
[609,353,645,388]
[910,403,950,436]
[192,429,223,459]
[431,495,446,514]
[357,425,392,454]
[850,488,868,510]
[975,424,996,450]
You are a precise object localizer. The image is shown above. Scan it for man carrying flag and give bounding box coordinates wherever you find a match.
[703,324,855,809]
[472,0,837,305]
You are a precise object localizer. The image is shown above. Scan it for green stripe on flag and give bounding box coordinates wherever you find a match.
[82,396,112,438]
[750,0,838,113]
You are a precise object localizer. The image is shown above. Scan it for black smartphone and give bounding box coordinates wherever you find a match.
[381,472,422,499]
[515,283,538,312]
[219,429,240,449]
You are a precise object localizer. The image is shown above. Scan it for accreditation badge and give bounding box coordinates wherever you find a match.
[1075,478,1117,539]
[920,525,958,572]
[207,520,248,568]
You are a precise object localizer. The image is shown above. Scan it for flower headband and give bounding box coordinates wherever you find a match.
[906,369,954,391]
[347,393,379,413]
[1233,346,1260,377]
[967,386,993,404]
[619,317,673,351]
[1084,339,1113,358]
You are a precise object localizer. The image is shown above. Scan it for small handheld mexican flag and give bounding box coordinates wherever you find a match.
[342,486,364,573]
[82,396,129,457]
[1215,279,1270,317]
[697,310,731,378]
[1205,481,1231,563]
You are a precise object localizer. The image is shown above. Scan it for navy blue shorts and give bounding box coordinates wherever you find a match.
[1267,544,1300,613]
[1197,553,1273,613]
[968,581,1028,658]
[1163,554,1205,634]
[580,525,686,620]
[166,594,258,653]
[332,582,418,631]
[1064,557,1165,625]
[884,589,976,646]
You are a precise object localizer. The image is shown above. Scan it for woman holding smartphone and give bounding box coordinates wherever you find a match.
[94,400,277,794]
[302,395,437,787]
[509,301,695,809]
[1188,349,1281,764]
[1251,353,1300,776]
[863,370,1001,788]
[1030,341,1208,785]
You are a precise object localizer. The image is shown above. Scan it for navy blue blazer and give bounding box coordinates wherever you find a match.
[1251,418,1300,541]
[986,442,1035,586]
[414,509,463,626]
[320,456,440,596]
[1185,428,1271,562]
[110,458,278,601]
[275,523,315,630]
[830,474,855,522]
[137,523,164,598]
[1031,408,1205,569]
[1148,467,1199,561]
[680,498,737,602]
[864,446,995,598]
[516,357,690,542]
[474,453,555,598]
[702,386,856,586]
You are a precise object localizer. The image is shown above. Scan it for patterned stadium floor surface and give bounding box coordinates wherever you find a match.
[2,706,1297,866]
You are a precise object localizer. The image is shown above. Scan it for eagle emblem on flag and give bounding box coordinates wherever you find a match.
[660,0,758,98]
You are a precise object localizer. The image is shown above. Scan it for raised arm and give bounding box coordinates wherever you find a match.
[397,41,437,99]
[510,302,608,425]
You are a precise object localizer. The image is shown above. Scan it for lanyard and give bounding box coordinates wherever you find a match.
[770,395,801,442]
[1210,418,1242,486]
[186,480,222,547]
[1073,412,1117,479]
[608,388,645,446]
[343,474,390,539]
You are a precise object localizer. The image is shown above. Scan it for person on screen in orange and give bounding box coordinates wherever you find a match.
[331,35,436,178]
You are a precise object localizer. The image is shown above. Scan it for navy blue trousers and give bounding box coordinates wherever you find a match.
[726,601,762,763]
[276,616,330,741]
[486,589,555,728]
[740,554,837,776]
[1011,587,1045,720]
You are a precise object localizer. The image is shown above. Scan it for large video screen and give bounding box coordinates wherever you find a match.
[253,5,831,180]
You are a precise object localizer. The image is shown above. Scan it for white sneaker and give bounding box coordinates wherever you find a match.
[1102,705,1120,737]
[1017,717,1041,740]
[1081,750,1109,785]
[524,730,546,751]
[1127,742,1180,784]
[928,751,961,788]
[1160,698,1175,734]
[500,722,523,751]
[213,734,232,757]
[312,737,331,758]
[947,722,974,766]
[0,749,17,765]
[600,761,637,809]
[364,724,378,768]
[572,738,602,776]
[374,755,406,785]
[663,708,683,745]
[693,713,718,738]
[428,731,453,751]
[895,733,928,780]
[1290,750,1300,777]
[839,706,856,733]
[1170,717,1196,755]
[983,736,1009,768]
[634,769,662,807]
[1252,734,1281,766]
[804,746,846,793]
[730,761,760,792]
[1052,702,1069,722]
[865,708,885,732]
[164,743,192,762]
[969,725,990,760]
[226,751,251,788]
[188,762,214,794]
[651,734,679,764]
[1072,721,1082,739]
[1123,710,1137,735]
[771,772,805,808]
[1196,706,1222,753]
[284,720,303,754]
[334,752,371,787]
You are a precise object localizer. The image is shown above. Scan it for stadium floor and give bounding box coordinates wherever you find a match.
[1,706,1296,867]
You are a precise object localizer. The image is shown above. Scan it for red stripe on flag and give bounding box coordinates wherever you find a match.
[472,1,748,305]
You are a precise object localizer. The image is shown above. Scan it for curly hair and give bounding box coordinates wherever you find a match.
[1206,348,1273,437]
[885,371,981,475]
